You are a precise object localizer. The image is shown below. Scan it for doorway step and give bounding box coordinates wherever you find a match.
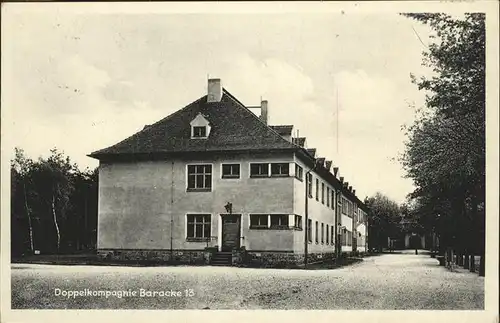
[211,252,232,266]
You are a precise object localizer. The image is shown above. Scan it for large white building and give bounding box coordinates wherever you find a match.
[90,78,369,267]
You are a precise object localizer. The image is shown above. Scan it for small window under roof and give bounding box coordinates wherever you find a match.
[190,113,211,139]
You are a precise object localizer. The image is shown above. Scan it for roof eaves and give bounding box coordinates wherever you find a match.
[89,95,207,158]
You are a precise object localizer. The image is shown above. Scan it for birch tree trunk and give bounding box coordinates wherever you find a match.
[23,182,34,254]
[52,191,60,252]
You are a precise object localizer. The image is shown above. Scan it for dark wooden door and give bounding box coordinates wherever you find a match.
[222,215,240,251]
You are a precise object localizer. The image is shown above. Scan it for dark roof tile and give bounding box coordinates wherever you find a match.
[270,125,293,136]
[89,89,298,158]
[306,148,316,157]
[292,137,306,147]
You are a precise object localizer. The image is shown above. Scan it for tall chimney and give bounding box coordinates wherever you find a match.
[260,100,268,125]
[353,189,356,195]
[207,78,222,102]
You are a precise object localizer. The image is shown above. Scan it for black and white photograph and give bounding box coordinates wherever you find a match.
[1,1,498,322]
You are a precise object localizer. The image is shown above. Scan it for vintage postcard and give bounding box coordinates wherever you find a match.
[1,1,498,323]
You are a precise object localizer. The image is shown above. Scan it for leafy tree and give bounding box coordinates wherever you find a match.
[29,149,76,252]
[365,192,401,251]
[10,147,99,256]
[401,13,485,274]
[11,148,35,255]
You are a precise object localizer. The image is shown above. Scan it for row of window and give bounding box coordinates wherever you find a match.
[187,214,365,247]
[306,219,335,245]
[356,209,368,224]
[341,197,353,217]
[249,214,303,230]
[187,163,299,191]
[306,174,336,210]
[341,230,353,247]
[187,163,366,224]
[305,173,368,223]
[186,214,303,240]
[340,230,368,247]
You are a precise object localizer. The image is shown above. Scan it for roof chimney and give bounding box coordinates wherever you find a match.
[348,185,352,192]
[260,100,268,125]
[339,176,344,183]
[353,189,356,195]
[207,78,222,102]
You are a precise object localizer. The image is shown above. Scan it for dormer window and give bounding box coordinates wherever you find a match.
[190,113,211,139]
[193,126,207,138]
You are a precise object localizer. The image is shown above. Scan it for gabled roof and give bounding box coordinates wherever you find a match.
[317,157,326,166]
[292,137,306,147]
[325,160,332,170]
[270,125,293,136]
[89,89,298,159]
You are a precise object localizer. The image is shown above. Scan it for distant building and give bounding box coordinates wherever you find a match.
[89,78,369,267]
[398,217,425,249]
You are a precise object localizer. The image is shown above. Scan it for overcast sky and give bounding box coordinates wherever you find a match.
[2,5,439,203]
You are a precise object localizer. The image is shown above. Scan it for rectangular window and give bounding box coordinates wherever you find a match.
[187,165,212,191]
[270,214,289,229]
[327,188,330,207]
[326,224,329,244]
[331,226,334,245]
[192,126,207,138]
[250,163,269,177]
[186,214,211,241]
[315,179,319,201]
[294,215,302,229]
[307,174,313,198]
[307,219,312,242]
[295,164,303,181]
[315,221,319,244]
[222,164,240,179]
[342,197,348,214]
[331,191,335,209]
[321,183,325,204]
[250,214,268,229]
[321,223,324,244]
[271,163,289,177]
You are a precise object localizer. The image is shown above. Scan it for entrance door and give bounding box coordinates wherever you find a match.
[222,214,241,251]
